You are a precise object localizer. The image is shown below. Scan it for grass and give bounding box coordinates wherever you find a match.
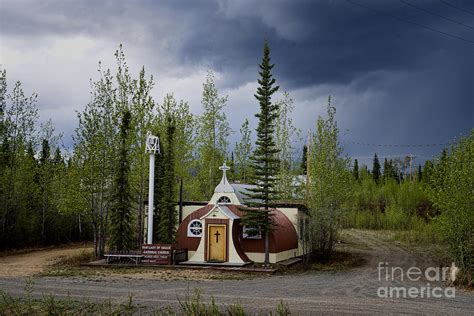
[0,281,291,315]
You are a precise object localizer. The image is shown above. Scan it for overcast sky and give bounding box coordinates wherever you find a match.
[1,0,473,167]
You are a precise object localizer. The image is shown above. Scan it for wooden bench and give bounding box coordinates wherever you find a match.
[104,254,144,265]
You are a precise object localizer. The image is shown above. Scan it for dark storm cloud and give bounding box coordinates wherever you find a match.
[175,0,474,89]
[2,0,473,87]
[1,0,472,161]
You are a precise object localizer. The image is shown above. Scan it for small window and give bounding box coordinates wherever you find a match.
[187,219,202,237]
[243,226,261,239]
[217,196,231,204]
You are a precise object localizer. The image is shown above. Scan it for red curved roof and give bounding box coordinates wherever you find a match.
[176,204,298,254]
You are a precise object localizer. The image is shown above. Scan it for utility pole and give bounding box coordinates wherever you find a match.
[145,132,159,244]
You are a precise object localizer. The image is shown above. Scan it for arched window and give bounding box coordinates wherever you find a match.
[187,219,202,237]
[217,196,231,204]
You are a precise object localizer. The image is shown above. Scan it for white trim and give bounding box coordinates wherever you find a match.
[200,205,240,221]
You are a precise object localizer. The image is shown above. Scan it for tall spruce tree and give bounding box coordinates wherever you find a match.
[372,153,381,184]
[157,117,177,243]
[109,110,134,251]
[243,41,280,266]
[153,135,165,240]
[352,158,359,181]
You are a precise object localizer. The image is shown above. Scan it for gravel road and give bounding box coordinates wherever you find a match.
[1,230,472,315]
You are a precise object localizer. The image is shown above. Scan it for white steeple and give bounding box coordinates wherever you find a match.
[214,162,234,193]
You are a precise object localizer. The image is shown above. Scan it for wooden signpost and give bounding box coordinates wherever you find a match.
[142,244,173,265]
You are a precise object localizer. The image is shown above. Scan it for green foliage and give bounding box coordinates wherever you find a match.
[0,285,290,315]
[352,159,359,181]
[195,71,231,199]
[109,110,134,251]
[73,61,118,257]
[275,91,300,200]
[372,153,381,184]
[156,93,196,200]
[129,65,155,247]
[306,96,352,259]
[235,118,253,183]
[157,117,178,244]
[242,41,280,265]
[301,144,308,175]
[427,131,473,285]
[0,72,80,250]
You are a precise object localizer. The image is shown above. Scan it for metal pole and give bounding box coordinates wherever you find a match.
[147,153,155,244]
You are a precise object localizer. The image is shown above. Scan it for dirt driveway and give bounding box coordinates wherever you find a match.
[0,231,472,314]
[0,244,92,277]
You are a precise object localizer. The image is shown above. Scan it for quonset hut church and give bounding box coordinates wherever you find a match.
[175,163,308,265]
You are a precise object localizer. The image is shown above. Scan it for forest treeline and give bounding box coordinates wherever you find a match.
[0,45,301,255]
[305,97,472,284]
[0,45,471,284]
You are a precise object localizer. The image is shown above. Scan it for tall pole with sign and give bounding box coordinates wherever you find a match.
[145,132,159,244]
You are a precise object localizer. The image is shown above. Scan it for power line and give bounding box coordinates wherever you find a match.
[342,140,455,148]
[345,0,474,44]
[400,0,474,30]
[440,0,474,16]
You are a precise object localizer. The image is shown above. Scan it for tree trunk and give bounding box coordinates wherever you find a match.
[78,213,82,240]
[264,229,270,266]
[41,189,47,242]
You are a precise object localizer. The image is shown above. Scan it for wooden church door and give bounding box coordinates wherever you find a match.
[208,225,226,262]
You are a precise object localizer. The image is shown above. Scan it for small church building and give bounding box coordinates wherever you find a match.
[175,163,308,265]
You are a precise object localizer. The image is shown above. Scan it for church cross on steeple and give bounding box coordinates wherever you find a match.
[219,162,230,184]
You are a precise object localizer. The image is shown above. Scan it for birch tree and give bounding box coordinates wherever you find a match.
[195,71,231,199]
[235,118,253,183]
[130,66,154,247]
[275,91,300,200]
[307,96,352,259]
[1,79,39,248]
[73,65,117,257]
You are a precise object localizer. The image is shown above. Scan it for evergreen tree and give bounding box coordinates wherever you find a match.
[157,117,177,243]
[153,135,165,241]
[156,94,195,200]
[109,110,134,251]
[352,158,359,181]
[242,41,280,266]
[301,144,308,175]
[372,153,381,184]
[423,160,434,183]
[417,164,422,182]
[382,158,392,182]
[39,138,52,241]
